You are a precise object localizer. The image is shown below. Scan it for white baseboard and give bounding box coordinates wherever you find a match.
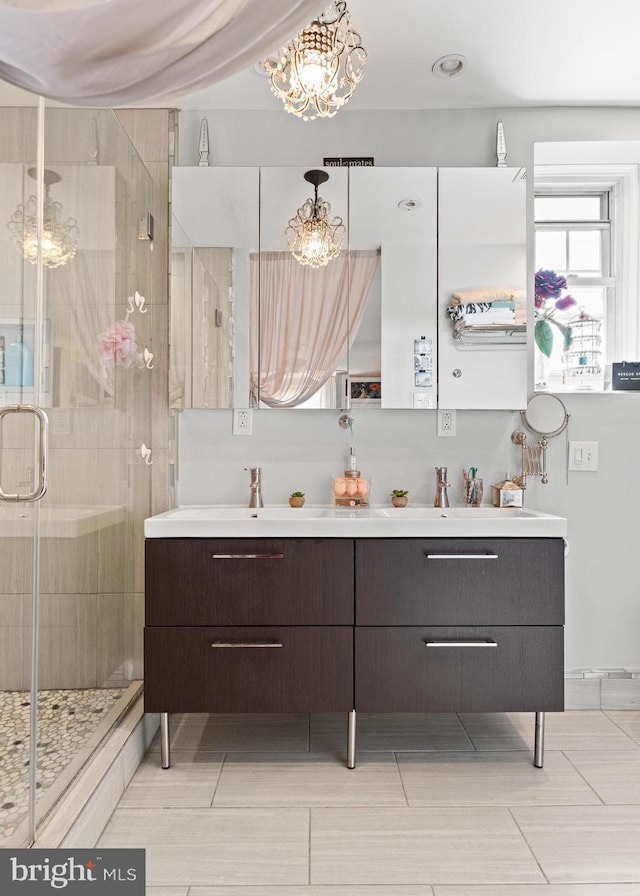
[565,669,640,709]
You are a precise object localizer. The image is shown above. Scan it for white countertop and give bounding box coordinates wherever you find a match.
[144,504,567,539]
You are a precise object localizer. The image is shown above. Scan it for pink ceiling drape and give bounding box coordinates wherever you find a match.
[0,0,322,105]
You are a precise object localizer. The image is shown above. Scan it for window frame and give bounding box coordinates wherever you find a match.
[535,164,640,388]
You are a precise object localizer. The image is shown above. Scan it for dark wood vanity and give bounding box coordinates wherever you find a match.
[144,535,565,767]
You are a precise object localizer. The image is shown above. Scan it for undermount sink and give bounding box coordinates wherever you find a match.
[145,504,567,538]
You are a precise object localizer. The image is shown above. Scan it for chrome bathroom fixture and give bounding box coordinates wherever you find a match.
[262,1,367,121]
[286,169,345,268]
[7,167,79,268]
[512,392,570,486]
[434,466,450,508]
[245,466,263,508]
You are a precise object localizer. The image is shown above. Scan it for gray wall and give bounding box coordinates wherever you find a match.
[176,106,640,671]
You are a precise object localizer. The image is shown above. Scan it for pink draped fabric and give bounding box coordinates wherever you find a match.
[0,0,322,106]
[250,249,380,408]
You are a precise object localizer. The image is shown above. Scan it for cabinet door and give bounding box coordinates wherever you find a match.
[348,167,438,409]
[170,166,258,408]
[438,167,528,409]
[144,625,353,713]
[146,538,354,626]
[356,538,564,625]
[355,626,564,712]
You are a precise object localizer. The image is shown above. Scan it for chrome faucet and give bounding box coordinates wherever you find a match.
[434,466,450,508]
[245,466,263,508]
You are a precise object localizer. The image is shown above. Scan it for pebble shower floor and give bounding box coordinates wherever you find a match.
[0,687,124,843]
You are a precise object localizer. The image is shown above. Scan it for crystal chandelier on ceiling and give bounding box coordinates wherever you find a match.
[263,1,367,121]
[7,167,79,269]
[286,170,345,268]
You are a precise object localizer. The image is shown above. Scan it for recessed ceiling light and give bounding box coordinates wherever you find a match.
[432,54,467,79]
[398,199,421,211]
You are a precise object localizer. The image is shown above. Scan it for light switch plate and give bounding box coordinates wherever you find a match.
[568,440,598,471]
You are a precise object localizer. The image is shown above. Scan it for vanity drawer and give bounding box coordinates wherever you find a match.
[355,625,564,712]
[145,538,354,626]
[144,625,353,713]
[355,538,564,625]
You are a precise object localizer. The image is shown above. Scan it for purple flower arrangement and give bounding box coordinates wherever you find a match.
[534,268,577,357]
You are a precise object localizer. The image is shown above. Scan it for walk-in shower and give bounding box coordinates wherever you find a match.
[0,102,154,845]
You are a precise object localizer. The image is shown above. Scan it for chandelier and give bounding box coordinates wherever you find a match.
[286,170,345,268]
[263,1,367,121]
[7,167,79,269]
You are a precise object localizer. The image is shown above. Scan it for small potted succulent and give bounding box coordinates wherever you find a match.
[390,489,409,508]
[289,491,305,508]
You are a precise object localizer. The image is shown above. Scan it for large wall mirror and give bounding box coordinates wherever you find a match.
[170,165,527,410]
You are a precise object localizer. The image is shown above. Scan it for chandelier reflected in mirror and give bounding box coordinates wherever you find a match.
[286,169,345,268]
[7,167,79,268]
[263,1,367,121]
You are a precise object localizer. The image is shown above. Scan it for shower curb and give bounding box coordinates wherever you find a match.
[32,693,158,848]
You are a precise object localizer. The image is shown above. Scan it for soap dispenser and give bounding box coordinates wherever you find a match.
[334,447,370,507]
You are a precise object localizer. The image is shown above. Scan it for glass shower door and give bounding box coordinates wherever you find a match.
[0,101,154,846]
[0,98,49,847]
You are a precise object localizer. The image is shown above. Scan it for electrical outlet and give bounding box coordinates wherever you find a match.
[437,409,456,437]
[233,408,253,436]
[568,440,598,471]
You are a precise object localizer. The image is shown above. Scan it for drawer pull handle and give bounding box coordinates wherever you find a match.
[210,640,284,648]
[211,553,284,559]
[425,639,497,648]
[426,553,499,560]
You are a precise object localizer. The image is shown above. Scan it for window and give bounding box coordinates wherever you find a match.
[534,163,639,392]
[534,189,612,390]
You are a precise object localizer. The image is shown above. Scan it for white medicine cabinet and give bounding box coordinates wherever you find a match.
[170,165,528,411]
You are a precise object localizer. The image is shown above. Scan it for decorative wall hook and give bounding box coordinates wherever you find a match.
[126,290,147,315]
[140,443,152,465]
[140,347,154,370]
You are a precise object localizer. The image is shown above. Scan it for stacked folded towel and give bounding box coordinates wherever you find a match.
[449,287,517,306]
[447,287,526,327]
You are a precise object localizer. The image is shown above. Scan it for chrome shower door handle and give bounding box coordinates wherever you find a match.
[0,404,49,502]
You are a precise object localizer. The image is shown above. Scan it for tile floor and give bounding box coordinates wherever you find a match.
[98,710,640,894]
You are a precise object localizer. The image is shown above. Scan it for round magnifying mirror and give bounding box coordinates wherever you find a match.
[520,392,569,439]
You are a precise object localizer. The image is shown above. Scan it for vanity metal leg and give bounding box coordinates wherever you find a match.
[347,710,356,769]
[534,711,545,768]
[160,712,171,769]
